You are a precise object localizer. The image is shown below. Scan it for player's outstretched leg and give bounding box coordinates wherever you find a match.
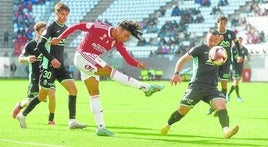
[110,69,164,97]
[144,84,165,97]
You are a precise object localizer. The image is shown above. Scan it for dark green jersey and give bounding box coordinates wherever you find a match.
[232,46,250,70]
[188,43,219,86]
[217,29,236,63]
[232,46,249,62]
[20,39,43,74]
[38,21,67,69]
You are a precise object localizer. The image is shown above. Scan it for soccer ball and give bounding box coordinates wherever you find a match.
[209,46,228,66]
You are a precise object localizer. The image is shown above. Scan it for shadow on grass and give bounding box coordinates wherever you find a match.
[105,125,266,146]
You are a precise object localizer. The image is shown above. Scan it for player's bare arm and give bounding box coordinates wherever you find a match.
[19,55,36,63]
[233,38,243,63]
[50,37,62,45]
[170,53,192,86]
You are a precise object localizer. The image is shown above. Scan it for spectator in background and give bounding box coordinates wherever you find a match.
[10,62,17,77]
[201,0,211,7]
[210,6,224,15]
[4,31,9,47]
[4,51,9,57]
[64,51,68,60]
[171,5,182,16]
[258,30,265,42]
[68,63,75,78]
[218,0,229,6]
[194,13,204,23]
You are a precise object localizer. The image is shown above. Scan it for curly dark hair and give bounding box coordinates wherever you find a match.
[118,20,143,41]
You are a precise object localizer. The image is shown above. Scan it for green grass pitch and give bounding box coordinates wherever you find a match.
[0,79,267,147]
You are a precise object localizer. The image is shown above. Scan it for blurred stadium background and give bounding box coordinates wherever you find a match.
[0,0,267,81]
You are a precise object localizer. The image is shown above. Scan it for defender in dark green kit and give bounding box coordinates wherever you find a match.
[160,30,239,139]
[206,15,243,115]
[16,2,86,129]
[216,15,243,95]
[227,37,250,102]
[12,22,56,125]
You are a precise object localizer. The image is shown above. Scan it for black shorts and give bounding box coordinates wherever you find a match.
[27,71,56,98]
[40,65,72,89]
[232,63,243,79]
[180,84,226,107]
[218,61,230,81]
[27,72,40,98]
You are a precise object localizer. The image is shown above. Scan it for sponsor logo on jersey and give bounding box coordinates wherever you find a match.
[92,43,106,53]
[84,65,94,71]
[219,41,231,48]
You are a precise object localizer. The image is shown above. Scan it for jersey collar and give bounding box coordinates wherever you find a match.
[108,27,114,39]
[218,29,227,34]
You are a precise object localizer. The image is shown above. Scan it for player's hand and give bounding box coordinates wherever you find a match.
[137,62,146,69]
[27,55,36,63]
[50,37,61,45]
[51,58,61,69]
[237,56,243,63]
[217,35,224,44]
[170,74,182,86]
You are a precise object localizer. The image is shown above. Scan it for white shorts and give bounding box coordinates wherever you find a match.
[74,51,107,81]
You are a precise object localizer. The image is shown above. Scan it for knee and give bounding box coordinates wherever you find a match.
[88,88,99,96]
[48,89,56,98]
[38,95,47,102]
[213,99,227,110]
[178,105,191,115]
[106,66,113,72]
[95,66,112,77]
[69,88,78,95]
[104,66,113,77]
[66,85,78,95]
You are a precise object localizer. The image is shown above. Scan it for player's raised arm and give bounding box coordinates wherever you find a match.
[50,22,93,45]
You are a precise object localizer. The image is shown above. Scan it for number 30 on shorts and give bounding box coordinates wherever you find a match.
[43,70,52,79]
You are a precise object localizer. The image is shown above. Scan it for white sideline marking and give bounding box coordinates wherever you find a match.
[0,139,64,147]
